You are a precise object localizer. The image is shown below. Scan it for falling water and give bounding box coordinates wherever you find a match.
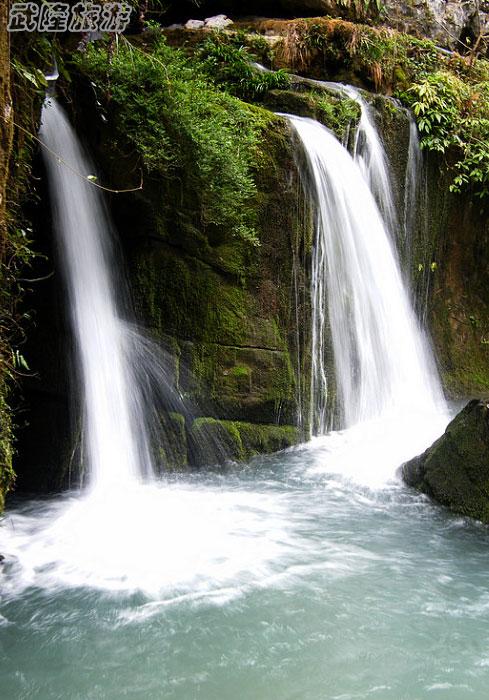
[403,115,435,325]
[0,99,466,697]
[288,116,444,433]
[342,85,399,235]
[40,97,153,491]
[404,114,423,251]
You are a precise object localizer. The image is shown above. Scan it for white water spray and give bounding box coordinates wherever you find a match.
[342,85,399,235]
[288,116,444,433]
[40,97,153,492]
[404,114,423,249]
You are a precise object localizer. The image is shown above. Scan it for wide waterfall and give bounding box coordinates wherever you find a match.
[288,116,444,433]
[40,97,153,492]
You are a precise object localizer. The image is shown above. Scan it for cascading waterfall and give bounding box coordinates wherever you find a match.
[40,96,154,491]
[0,96,282,596]
[288,115,444,433]
[403,115,434,326]
[341,85,399,235]
[404,114,423,251]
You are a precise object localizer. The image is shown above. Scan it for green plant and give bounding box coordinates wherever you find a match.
[314,92,361,136]
[75,36,276,245]
[337,0,384,15]
[399,72,489,198]
[197,32,290,100]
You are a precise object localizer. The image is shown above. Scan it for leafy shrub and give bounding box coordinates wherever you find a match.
[74,36,275,245]
[197,32,291,99]
[399,72,489,198]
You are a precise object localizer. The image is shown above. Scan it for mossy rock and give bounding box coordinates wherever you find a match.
[154,411,188,471]
[402,400,489,523]
[189,416,300,466]
[180,342,297,424]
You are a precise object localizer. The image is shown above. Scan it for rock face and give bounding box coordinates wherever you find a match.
[382,0,489,51]
[184,15,234,30]
[185,19,205,29]
[277,1,489,50]
[402,401,489,522]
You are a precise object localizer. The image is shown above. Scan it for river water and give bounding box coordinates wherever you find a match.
[3,408,489,700]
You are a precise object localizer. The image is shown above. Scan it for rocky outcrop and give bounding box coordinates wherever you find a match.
[165,1,489,51]
[402,401,489,522]
[382,0,489,51]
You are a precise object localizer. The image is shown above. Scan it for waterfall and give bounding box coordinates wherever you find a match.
[40,97,153,492]
[403,116,434,326]
[342,85,399,236]
[404,114,422,251]
[288,116,444,433]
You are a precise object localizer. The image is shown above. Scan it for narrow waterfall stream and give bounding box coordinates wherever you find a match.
[404,114,423,250]
[2,103,488,700]
[39,97,154,492]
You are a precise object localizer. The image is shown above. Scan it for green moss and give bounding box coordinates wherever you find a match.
[0,386,15,511]
[190,417,245,463]
[231,366,250,378]
[74,35,270,246]
[155,411,188,471]
[260,88,360,139]
[236,421,300,459]
[189,417,300,465]
[134,245,249,346]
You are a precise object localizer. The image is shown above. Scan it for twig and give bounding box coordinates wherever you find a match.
[11,120,144,194]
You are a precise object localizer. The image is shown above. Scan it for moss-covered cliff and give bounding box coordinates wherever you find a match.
[0,23,44,508]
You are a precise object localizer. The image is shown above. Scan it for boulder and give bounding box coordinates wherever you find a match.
[401,400,489,522]
[204,14,234,29]
[185,19,205,30]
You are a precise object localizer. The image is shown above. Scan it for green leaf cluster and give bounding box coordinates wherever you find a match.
[74,37,274,245]
[399,72,489,198]
[196,32,291,99]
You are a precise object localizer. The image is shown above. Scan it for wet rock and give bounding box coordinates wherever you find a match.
[204,15,234,29]
[402,400,489,522]
[185,19,205,30]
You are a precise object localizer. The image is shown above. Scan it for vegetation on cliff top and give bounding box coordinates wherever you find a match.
[73,36,285,247]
